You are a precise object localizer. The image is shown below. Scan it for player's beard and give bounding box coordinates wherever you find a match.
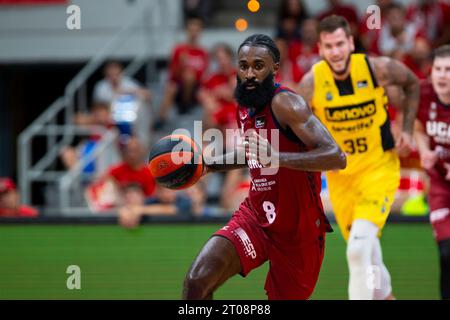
[234,73,276,112]
[328,55,351,76]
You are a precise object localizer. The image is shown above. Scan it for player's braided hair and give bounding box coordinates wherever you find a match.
[238,34,280,63]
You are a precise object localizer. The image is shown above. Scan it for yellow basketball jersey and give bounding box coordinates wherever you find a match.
[312,53,396,175]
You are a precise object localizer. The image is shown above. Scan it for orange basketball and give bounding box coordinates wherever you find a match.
[148,134,203,190]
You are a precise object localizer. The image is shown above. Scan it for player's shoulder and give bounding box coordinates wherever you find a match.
[367,54,389,65]
[272,87,309,122]
[368,55,417,85]
[367,55,389,78]
[272,86,302,106]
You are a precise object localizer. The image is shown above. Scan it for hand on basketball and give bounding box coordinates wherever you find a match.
[396,131,414,158]
[420,149,438,170]
[246,131,280,168]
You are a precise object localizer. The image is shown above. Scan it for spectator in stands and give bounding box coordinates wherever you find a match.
[403,37,432,80]
[377,3,424,60]
[198,43,237,131]
[183,0,214,26]
[60,102,117,175]
[184,179,222,217]
[73,101,114,130]
[93,61,152,144]
[288,19,320,79]
[359,0,395,55]
[276,0,308,41]
[275,38,303,88]
[406,0,450,49]
[220,169,250,213]
[0,178,38,218]
[155,15,209,130]
[106,137,156,197]
[85,137,156,212]
[93,61,151,105]
[118,184,181,228]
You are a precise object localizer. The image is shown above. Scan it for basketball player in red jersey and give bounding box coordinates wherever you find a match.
[415,45,450,299]
[182,34,347,300]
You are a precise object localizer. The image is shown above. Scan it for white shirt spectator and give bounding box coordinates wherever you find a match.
[93,76,141,104]
[378,23,418,57]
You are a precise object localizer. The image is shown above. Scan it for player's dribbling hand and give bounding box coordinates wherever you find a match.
[396,131,414,158]
[246,131,280,168]
[420,149,438,170]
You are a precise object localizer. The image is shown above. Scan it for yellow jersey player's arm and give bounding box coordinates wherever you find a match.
[271,91,346,171]
[296,70,314,106]
[369,56,420,136]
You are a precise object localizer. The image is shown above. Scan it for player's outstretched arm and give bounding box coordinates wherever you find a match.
[262,91,346,171]
[371,56,420,156]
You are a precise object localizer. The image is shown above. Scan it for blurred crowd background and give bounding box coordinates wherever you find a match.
[1,0,449,227]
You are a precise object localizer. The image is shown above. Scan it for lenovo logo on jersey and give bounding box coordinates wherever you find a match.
[233,228,257,259]
[325,100,376,122]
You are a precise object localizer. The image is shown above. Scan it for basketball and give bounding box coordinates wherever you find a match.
[148,134,203,190]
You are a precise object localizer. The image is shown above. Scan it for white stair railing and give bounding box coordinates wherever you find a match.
[18,0,176,213]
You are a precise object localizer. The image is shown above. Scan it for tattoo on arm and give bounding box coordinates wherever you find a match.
[375,57,420,134]
[273,92,346,171]
[296,71,314,106]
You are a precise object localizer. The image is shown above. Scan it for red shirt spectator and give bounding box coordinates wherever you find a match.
[198,44,237,129]
[157,16,209,124]
[275,58,303,86]
[86,137,156,212]
[109,137,156,197]
[284,19,320,82]
[202,71,237,126]
[108,163,156,197]
[0,206,38,218]
[402,37,432,80]
[169,44,209,83]
[403,56,431,80]
[275,37,304,87]
[288,41,320,79]
[0,178,38,218]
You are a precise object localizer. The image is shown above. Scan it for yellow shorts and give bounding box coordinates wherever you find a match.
[327,151,400,241]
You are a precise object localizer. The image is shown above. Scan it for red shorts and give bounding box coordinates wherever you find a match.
[428,170,450,242]
[214,200,326,300]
